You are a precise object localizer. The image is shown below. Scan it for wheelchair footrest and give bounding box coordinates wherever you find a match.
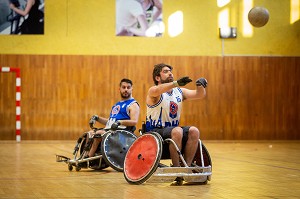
[56,154,70,163]
[148,166,212,183]
[67,155,103,165]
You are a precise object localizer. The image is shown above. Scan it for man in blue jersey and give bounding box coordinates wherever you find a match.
[88,78,140,158]
[146,63,207,167]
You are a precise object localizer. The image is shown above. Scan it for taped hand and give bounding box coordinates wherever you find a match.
[175,76,192,86]
[111,121,121,131]
[89,115,99,125]
[196,78,208,88]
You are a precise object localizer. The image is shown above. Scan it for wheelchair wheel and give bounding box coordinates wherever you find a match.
[194,142,212,168]
[123,133,162,184]
[101,130,137,172]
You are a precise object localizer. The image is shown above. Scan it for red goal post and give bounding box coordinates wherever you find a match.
[1,67,21,142]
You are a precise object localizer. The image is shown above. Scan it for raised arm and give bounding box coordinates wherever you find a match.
[152,0,162,22]
[181,77,208,101]
[148,82,174,98]
[127,14,149,36]
[147,76,193,105]
[9,0,35,16]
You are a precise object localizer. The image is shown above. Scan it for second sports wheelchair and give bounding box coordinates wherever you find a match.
[123,124,212,185]
[56,122,137,172]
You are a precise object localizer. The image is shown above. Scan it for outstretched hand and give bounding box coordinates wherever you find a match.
[196,78,208,88]
[175,76,192,86]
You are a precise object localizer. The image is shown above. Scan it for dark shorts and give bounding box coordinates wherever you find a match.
[151,126,191,159]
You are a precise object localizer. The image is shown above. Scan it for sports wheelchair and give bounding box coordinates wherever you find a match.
[123,124,212,185]
[56,123,137,172]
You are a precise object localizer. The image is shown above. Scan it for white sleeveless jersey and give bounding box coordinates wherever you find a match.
[146,87,183,131]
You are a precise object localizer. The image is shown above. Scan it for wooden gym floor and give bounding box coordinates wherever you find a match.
[0,140,299,199]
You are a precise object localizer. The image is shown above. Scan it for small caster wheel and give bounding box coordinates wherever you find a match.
[75,166,81,171]
[202,180,208,185]
[172,177,183,186]
[68,164,73,171]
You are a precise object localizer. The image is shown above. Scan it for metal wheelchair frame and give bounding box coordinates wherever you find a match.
[123,126,212,185]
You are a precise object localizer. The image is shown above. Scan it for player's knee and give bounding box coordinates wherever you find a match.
[171,127,183,140]
[189,126,200,140]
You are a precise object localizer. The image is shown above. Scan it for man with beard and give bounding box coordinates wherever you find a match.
[88,78,140,158]
[146,63,207,168]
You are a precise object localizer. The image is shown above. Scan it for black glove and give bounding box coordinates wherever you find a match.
[111,121,121,131]
[175,76,192,86]
[89,115,99,125]
[196,78,208,88]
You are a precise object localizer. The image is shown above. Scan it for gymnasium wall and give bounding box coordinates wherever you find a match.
[0,0,300,140]
[1,55,299,140]
[0,0,299,56]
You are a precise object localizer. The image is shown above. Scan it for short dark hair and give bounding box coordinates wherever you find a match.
[120,78,133,86]
[152,63,173,85]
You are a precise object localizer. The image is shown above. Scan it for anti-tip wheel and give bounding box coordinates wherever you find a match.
[68,164,73,171]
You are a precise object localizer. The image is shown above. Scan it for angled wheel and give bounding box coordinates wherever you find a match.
[123,133,162,184]
[101,130,137,172]
[194,142,212,168]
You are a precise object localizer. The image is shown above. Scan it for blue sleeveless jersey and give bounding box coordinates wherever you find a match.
[105,98,138,129]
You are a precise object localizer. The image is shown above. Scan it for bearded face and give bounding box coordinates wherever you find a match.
[120,82,132,99]
[158,67,174,84]
[160,76,173,84]
[120,90,131,99]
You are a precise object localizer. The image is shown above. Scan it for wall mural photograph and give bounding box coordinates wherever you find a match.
[0,0,44,35]
[116,0,164,37]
